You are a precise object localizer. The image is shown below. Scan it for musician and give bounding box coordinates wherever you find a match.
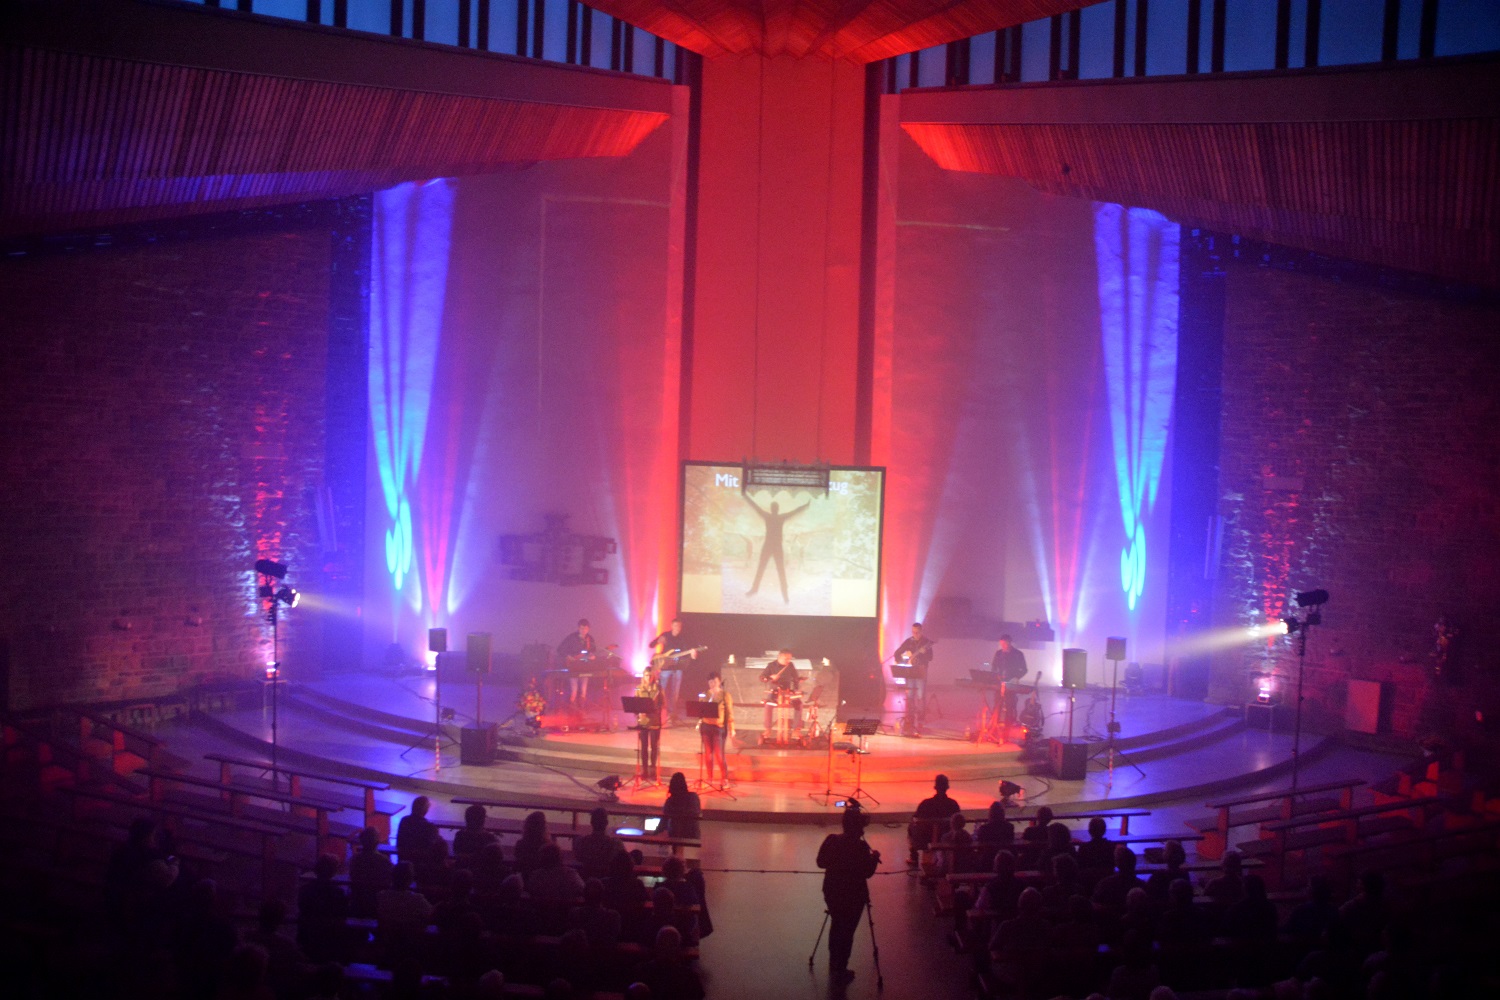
[634,663,665,783]
[990,634,1028,723]
[648,617,698,726]
[700,671,733,785]
[557,618,597,707]
[892,622,935,734]
[759,649,803,731]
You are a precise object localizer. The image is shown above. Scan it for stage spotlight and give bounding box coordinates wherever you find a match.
[1295,589,1329,608]
[596,775,621,802]
[276,586,300,608]
[255,559,288,579]
[1280,616,1298,636]
[822,657,830,667]
[727,654,735,665]
[440,707,456,722]
[998,780,1024,801]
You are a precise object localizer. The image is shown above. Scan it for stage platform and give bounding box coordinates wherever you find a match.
[162,672,1410,827]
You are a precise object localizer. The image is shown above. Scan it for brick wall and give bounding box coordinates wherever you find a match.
[0,218,333,710]
[1208,259,1500,743]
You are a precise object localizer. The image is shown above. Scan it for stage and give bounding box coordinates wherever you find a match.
[169,670,1404,825]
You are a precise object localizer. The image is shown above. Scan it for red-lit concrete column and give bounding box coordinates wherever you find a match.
[688,53,867,465]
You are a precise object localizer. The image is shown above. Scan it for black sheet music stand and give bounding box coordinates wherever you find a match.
[839,718,881,806]
[621,696,659,788]
[890,665,922,735]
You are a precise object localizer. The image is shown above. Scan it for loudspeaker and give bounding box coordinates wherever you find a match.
[460,725,496,766]
[1049,738,1088,780]
[466,632,492,676]
[1105,636,1127,662]
[428,627,448,653]
[1062,648,1087,689]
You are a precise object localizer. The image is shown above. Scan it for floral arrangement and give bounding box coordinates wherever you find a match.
[519,679,547,718]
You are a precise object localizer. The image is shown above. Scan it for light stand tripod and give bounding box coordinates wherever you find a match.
[1282,589,1328,793]
[400,658,459,766]
[254,559,298,790]
[1096,638,1145,789]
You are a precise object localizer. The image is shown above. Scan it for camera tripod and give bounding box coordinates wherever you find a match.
[808,897,883,991]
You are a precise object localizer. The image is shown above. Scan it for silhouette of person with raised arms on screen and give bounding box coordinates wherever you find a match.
[742,490,810,602]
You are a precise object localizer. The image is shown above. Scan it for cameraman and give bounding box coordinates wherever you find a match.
[816,805,881,986]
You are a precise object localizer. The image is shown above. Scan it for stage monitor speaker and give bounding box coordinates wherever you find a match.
[428,627,448,653]
[466,632,491,676]
[460,725,495,766]
[1049,738,1088,780]
[1062,648,1088,689]
[1105,636,1127,662]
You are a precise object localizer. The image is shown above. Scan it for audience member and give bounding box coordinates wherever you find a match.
[1201,849,1247,908]
[396,795,443,863]
[1284,875,1340,947]
[296,853,349,963]
[377,861,434,933]
[1338,869,1390,956]
[453,804,500,863]
[244,899,308,1000]
[1076,816,1115,879]
[976,799,1015,848]
[1092,845,1145,912]
[1106,928,1161,1000]
[1019,805,1054,865]
[633,925,704,1000]
[1225,873,1277,943]
[662,772,702,841]
[1040,852,1082,919]
[1143,839,1189,905]
[908,773,962,865]
[975,849,1022,921]
[936,812,975,875]
[513,810,553,876]
[574,806,624,879]
[527,842,586,907]
[349,826,395,918]
[568,878,622,954]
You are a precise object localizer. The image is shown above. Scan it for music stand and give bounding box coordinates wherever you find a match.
[683,702,736,798]
[890,665,922,736]
[840,718,881,806]
[621,696,659,788]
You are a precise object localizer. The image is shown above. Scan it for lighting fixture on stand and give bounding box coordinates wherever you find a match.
[254,559,299,787]
[1280,589,1328,793]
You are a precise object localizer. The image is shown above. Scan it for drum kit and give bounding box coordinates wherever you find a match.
[759,678,827,748]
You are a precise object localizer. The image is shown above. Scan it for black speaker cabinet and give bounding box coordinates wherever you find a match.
[1062,648,1088,688]
[428,627,448,653]
[466,632,492,676]
[460,725,495,766]
[1105,636,1127,662]
[1049,738,1088,780]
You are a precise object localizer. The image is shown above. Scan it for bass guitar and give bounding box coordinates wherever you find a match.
[650,645,707,669]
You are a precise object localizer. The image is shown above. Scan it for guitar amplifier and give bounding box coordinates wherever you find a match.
[460,725,496,766]
[1049,738,1088,780]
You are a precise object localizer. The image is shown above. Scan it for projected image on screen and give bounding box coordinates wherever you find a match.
[681,464,883,617]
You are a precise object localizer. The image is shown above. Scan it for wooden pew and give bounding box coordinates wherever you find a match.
[1009,809,1153,834]
[1184,778,1365,859]
[136,766,355,853]
[204,753,398,838]
[1244,794,1461,883]
[55,705,169,775]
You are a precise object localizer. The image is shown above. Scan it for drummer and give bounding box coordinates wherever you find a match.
[759,649,804,731]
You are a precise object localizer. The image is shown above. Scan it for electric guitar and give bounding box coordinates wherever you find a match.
[650,645,707,668]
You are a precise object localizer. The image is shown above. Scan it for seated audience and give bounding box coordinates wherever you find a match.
[908,773,962,865]
[568,878,622,954]
[527,842,586,907]
[1201,848,1247,908]
[662,772,703,841]
[936,812,975,875]
[975,799,1015,848]
[1076,816,1115,882]
[349,826,395,918]
[244,898,308,1000]
[396,795,443,863]
[513,810,553,876]
[295,854,348,963]
[574,806,625,879]
[452,804,500,863]
[1092,845,1145,913]
[633,924,704,1000]
[1143,839,1189,905]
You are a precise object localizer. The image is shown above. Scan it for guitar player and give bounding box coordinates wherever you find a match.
[649,617,698,725]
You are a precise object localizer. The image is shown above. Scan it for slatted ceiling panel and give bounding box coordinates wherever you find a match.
[1,45,669,237]
[576,0,1086,58]
[900,118,1499,288]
